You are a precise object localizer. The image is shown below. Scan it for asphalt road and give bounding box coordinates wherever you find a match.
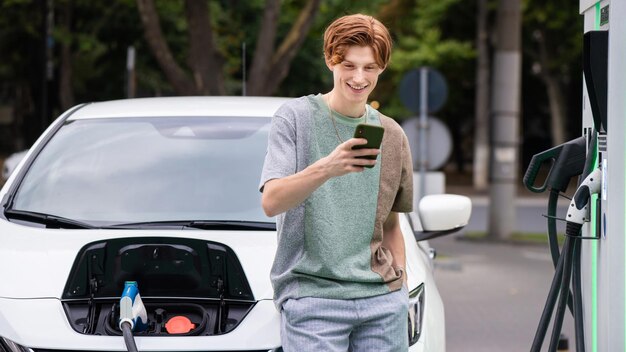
[430,230,577,352]
[462,195,569,235]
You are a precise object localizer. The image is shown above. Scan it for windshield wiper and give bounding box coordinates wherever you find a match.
[106,220,276,231]
[4,209,95,229]
[103,220,190,229]
[187,220,276,231]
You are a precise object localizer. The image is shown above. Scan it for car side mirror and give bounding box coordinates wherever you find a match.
[412,194,472,242]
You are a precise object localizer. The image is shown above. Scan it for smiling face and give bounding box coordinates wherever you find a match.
[327,45,384,113]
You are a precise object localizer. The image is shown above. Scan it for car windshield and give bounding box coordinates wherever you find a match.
[11,116,273,226]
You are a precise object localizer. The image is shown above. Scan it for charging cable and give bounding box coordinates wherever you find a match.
[121,322,139,352]
[527,131,600,352]
[555,168,601,351]
[119,281,148,352]
[531,167,602,352]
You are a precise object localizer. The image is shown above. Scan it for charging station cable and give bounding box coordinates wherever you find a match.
[529,134,600,352]
[121,322,139,352]
[555,167,601,352]
[543,167,601,352]
[119,281,148,352]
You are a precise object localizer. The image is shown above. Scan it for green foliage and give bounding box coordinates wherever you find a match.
[0,0,475,103]
[523,0,582,74]
[0,0,42,83]
[393,37,474,69]
[521,0,583,150]
[464,231,565,245]
[275,1,386,97]
[0,0,586,162]
[374,0,476,122]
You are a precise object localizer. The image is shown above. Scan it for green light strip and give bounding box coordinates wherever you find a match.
[591,4,600,352]
[620,0,626,343]
[591,192,598,352]
[590,137,599,352]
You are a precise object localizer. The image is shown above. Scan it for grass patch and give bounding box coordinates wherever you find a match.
[511,232,565,245]
[464,231,488,240]
[464,231,565,245]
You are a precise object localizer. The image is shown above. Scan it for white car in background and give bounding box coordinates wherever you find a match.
[1,149,28,181]
[0,97,470,352]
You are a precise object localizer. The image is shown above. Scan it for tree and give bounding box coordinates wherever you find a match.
[136,0,322,96]
[523,0,582,146]
[473,0,490,191]
[276,0,387,97]
[375,0,475,177]
[0,0,45,150]
[377,0,475,120]
[58,0,75,111]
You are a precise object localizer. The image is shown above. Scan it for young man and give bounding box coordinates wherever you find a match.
[259,14,413,351]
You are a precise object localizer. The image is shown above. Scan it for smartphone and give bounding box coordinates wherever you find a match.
[352,123,385,168]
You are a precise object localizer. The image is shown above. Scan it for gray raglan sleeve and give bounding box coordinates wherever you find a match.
[258,114,297,192]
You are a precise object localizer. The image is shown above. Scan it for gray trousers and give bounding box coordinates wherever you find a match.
[280,286,409,352]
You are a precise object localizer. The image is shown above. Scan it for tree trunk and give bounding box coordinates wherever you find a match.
[488,0,522,241]
[136,0,196,95]
[473,0,490,191]
[248,0,322,96]
[544,73,566,145]
[13,84,32,151]
[535,29,566,145]
[137,0,321,97]
[59,0,75,110]
[247,0,280,95]
[184,0,225,95]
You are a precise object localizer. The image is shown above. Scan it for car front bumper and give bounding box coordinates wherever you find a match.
[0,298,281,351]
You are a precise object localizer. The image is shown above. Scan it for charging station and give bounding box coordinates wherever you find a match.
[580,1,626,350]
[523,1,626,350]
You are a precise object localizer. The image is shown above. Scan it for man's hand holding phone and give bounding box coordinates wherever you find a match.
[319,124,384,177]
[352,124,384,168]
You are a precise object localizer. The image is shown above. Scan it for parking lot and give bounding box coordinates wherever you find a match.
[431,233,575,352]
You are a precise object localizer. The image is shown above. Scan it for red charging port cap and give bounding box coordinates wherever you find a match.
[165,316,196,334]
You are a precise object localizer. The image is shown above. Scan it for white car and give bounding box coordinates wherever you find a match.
[0,97,470,352]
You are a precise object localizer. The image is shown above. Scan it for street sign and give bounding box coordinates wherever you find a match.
[399,68,448,113]
[401,117,452,171]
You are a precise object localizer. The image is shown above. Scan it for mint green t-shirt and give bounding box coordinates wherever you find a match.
[260,94,413,308]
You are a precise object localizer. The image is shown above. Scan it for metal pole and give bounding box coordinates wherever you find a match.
[242,42,247,96]
[488,0,521,240]
[42,0,54,132]
[419,68,429,200]
[126,46,136,98]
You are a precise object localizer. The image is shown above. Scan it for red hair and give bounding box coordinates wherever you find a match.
[323,14,392,68]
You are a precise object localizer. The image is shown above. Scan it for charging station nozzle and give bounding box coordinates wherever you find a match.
[119,281,148,332]
[118,281,146,352]
[524,136,587,193]
[565,167,602,226]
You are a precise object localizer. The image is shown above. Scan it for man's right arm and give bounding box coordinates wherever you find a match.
[262,138,379,217]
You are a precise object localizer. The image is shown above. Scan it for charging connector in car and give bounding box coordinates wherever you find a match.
[119,281,148,352]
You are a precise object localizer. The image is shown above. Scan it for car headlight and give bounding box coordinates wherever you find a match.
[0,337,33,352]
[408,283,425,346]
